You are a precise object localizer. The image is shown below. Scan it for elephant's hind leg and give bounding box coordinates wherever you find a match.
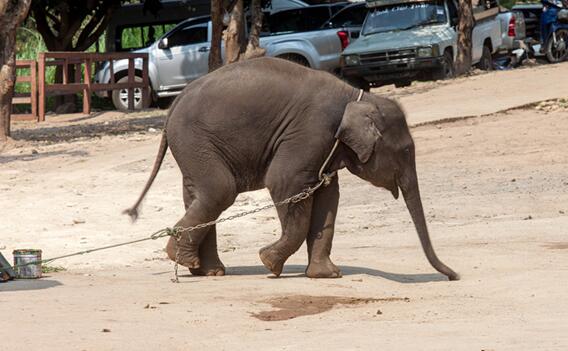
[189,226,225,276]
[165,178,236,270]
[306,176,342,278]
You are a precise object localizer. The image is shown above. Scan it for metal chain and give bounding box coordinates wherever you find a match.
[169,171,336,282]
[3,172,337,281]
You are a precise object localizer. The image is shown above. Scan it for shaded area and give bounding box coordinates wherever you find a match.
[226,264,448,283]
[0,279,62,292]
[11,115,166,143]
[0,150,89,164]
[251,295,410,321]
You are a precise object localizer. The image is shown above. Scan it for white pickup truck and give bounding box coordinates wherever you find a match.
[95,3,367,110]
[341,0,503,89]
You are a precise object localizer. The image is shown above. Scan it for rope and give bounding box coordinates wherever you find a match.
[8,228,174,271]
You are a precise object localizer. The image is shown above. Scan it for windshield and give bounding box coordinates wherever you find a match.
[362,1,447,35]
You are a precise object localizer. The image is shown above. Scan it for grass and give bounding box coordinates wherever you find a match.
[42,265,67,274]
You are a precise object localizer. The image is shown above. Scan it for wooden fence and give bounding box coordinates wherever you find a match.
[13,52,149,122]
[12,60,38,121]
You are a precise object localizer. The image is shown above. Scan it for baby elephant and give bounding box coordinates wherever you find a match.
[126,57,459,281]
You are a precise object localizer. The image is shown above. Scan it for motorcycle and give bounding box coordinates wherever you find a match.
[541,0,568,62]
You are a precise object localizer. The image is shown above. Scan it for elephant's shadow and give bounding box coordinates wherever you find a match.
[223,265,447,283]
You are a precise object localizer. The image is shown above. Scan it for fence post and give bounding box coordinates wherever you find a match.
[127,58,135,110]
[31,60,37,120]
[38,53,46,122]
[83,59,92,115]
[142,55,149,109]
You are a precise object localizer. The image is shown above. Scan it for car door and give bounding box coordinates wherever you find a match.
[154,22,210,91]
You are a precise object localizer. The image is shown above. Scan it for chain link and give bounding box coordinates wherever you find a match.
[169,171,336,283]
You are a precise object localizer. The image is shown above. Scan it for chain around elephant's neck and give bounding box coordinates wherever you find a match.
[317,89,364,183]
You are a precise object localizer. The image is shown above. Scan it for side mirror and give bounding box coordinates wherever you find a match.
[158,38,169,50]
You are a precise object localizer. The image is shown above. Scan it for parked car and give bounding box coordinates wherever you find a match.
[497,9,526,53]
[95,4,368,110]
[104,0,309,52]
[512,3,543,41]
[340,0,503,89]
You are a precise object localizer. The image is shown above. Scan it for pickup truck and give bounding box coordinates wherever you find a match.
[340,0,503,89]
[95,3,367,111]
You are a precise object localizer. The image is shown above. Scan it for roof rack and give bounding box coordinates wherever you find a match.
[366,0,433,8]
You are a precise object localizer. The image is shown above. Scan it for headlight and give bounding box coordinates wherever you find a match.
[417,47,433,58]
[344,55,360,66]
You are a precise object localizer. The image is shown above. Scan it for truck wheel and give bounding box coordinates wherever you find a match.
[477,45,493,71]
[345,77,370,91]
[277,54,310,67]
[111,76,152,112]
[545,29,568,63]
[432,50,454,80]
[394,80,412,88]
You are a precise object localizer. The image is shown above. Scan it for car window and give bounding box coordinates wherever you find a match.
[447,0,458,25]
[363,1,447,35]
[326,5,367,28]
[118,23,177,51]
[167,24,208,47]
[268,7,333,34]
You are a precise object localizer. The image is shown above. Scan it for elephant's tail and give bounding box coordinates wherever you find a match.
[123,131,169,221]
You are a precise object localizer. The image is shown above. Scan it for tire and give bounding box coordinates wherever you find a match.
[545,29,568,63]
[394,80,412,88]
[156,97,175,110]
[111,76,152,112]
[345,77,370,91]
[432,50,454,81]
[477,45,493,71]
[277,54,310,67]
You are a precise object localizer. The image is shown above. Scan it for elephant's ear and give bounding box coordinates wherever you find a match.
[335,101,382,163]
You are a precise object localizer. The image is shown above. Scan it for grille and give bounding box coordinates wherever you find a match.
[359,49,416,64]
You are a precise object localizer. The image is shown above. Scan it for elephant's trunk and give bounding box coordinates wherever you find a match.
[400,167,460,281]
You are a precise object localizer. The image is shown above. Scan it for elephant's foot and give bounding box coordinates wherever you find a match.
[165,237,201,269]
[189,257,225,276]
[259,245,287,277]
[306,258,342,278]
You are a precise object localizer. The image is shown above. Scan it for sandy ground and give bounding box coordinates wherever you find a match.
[1,65,568,350]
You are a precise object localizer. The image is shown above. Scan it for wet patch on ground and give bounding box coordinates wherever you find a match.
[251,295,409,321]
[543,242,568,250]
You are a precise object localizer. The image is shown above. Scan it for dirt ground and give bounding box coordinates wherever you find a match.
[1,65,568,350]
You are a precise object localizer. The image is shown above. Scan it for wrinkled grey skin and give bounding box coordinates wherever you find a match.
[126,57,459,280]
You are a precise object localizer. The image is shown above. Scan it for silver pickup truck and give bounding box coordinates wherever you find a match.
[95,3,367,111]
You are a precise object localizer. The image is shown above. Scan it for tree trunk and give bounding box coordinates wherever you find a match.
[209,0,225,72]
[0,0,32,143]
[224,0,246,64]
[455,0,474,75]
[243,0,266,60]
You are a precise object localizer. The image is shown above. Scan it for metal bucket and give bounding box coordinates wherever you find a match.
[13,249,42,279]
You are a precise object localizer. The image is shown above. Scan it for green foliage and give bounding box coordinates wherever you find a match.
[41,265,66,273]
[500,0,517,9]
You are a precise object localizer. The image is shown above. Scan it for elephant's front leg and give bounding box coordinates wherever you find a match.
[306,176,342,278]
[259,194,314,277]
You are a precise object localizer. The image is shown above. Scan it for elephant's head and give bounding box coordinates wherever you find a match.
[336,94,459,281]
